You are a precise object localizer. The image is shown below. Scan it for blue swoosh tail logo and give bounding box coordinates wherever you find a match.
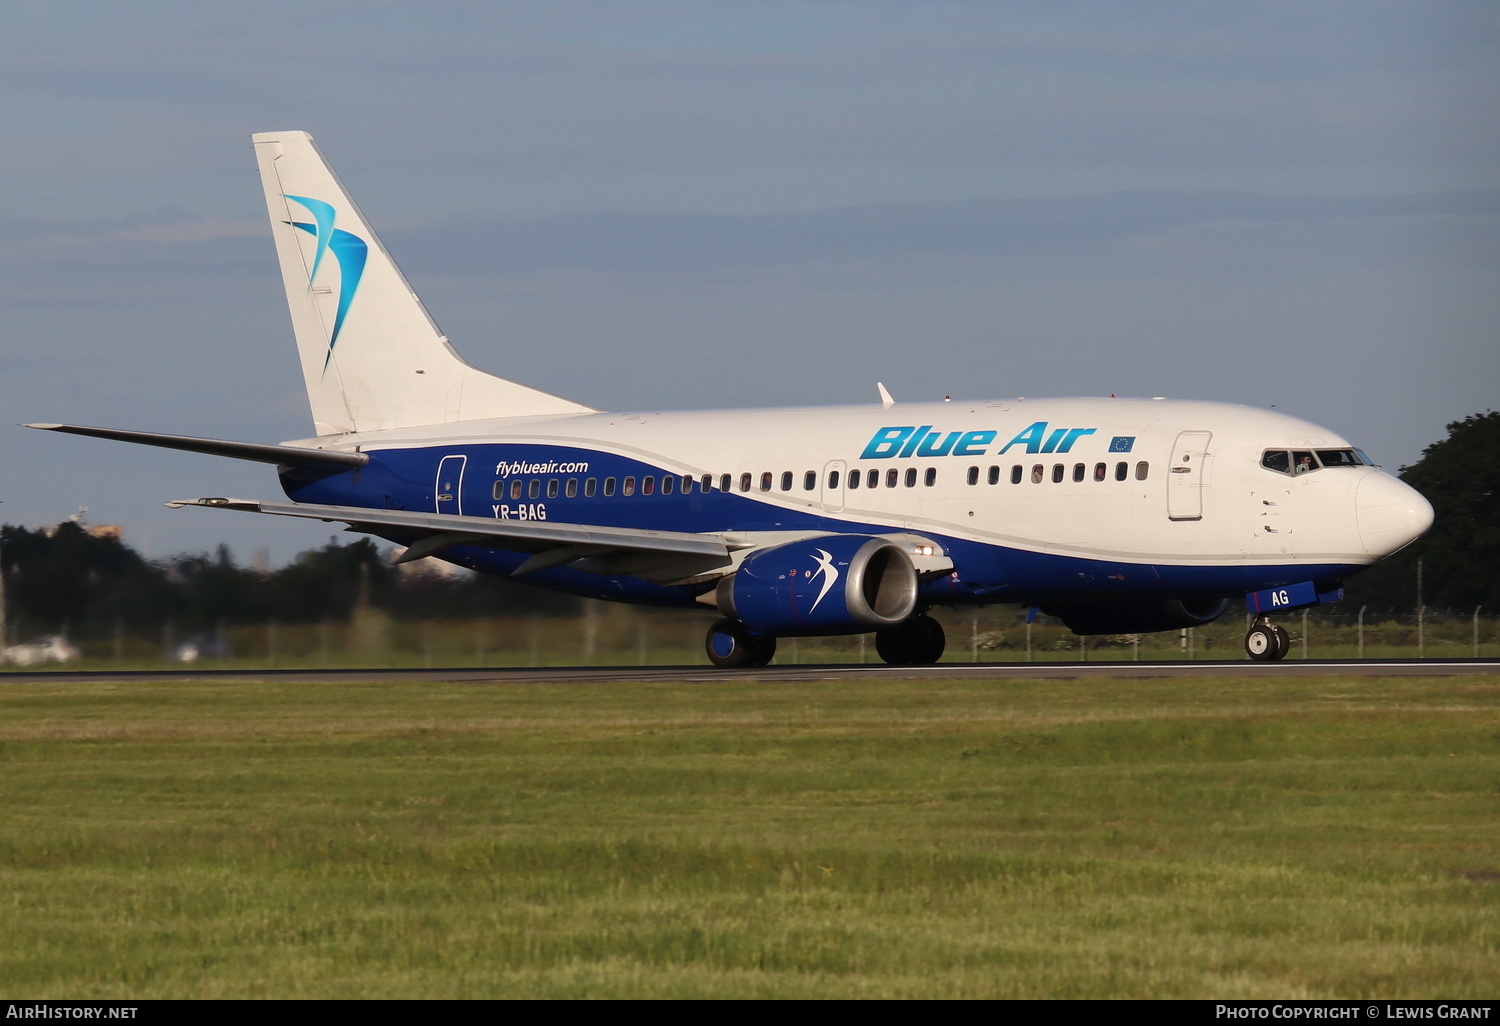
[283,195,368,374]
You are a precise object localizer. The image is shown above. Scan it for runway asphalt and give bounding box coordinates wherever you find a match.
[3,658,1497,685]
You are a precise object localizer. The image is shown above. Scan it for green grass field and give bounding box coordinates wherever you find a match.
[1,673,1496,998]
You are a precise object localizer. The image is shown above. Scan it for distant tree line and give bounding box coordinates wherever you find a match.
[1343,410,1500,613]
[0,527,579,641]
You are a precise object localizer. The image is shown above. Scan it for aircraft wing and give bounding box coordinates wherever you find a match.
[167,497,744,582]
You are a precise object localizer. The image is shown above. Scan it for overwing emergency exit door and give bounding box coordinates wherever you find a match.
[821,460,847,512]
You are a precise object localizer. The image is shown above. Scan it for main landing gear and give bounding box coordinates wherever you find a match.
[704,618,777,669]
[1244,619,1291,661]
[702,613,947,668]
[874,613,946,666]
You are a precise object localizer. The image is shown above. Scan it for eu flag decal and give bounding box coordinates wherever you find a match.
[1109,436,1135,453]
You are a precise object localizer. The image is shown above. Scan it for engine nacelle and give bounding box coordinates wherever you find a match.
[718,535,918,636]
[1042,597,1231,636]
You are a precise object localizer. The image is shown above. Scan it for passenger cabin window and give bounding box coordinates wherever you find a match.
[721,474,732,492]
[967,466,979,486]
[867,469,879,489]
[584,478,597,497]
[1072,463,1085,483]
[886,469,899,488]
[1115,462,1128,481]
[1135,462,1149,481]
[760,472,773,492]
[924,467,937,487]
[740,473,752,493]
[1011,465,1023,485]
[828,470,840,489]
[780,471,793,491]
[604,477,617,497]
[804,471,817,491]
[511,480,523,500]
[566,479,578,498]
[1094,463,1106,482]
[1051,464,1064,484]
[849,469,861,489]
[987,466,1000,485]
[623,476,636,496]
[905,468,917,487]
[529,479,541,499]
[1031,465,1044,484]
[547,480,559,498]
[701,474,713,492]
[662,475,675,495]
[641,476,654,495]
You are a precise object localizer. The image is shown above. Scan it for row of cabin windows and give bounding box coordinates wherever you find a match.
[838,467,939,489]
[490,462,1153,500]
[492,466,942,500]
[966,461,1151,486]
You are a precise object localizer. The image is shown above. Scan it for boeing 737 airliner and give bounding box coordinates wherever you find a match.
[30,132,1434,666]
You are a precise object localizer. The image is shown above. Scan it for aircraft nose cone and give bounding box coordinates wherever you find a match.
[1356,473,1434,557]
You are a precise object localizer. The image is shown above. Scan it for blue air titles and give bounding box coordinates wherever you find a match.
[861,422,1097,460]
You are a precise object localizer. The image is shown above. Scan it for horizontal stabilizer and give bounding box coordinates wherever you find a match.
[26,423,367,469]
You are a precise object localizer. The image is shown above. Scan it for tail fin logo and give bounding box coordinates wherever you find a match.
[282,194,368,372]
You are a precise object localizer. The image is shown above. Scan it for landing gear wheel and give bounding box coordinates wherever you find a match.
[705,618,752,668]
[747,634,777,668]
[1246,624,1277,661]
[875,614,946,666]
[704,619,776,669]
[1270,624,1291,660]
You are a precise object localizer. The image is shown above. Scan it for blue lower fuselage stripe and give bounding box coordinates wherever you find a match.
[278,442,1361,610]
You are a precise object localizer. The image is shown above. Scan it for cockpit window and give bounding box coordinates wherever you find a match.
[1316,449,1366,468]
[1262,447,1369,477]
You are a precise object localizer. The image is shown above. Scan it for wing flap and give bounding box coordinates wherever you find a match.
[168,497,736,578]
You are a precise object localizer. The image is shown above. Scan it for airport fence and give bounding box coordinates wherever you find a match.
[2,602,1496,671]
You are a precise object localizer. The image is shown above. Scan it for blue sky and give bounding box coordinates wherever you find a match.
[3,1,1497,563]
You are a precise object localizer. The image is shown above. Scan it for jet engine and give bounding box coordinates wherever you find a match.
[717,535,918,636]
[1041,597,1231,636]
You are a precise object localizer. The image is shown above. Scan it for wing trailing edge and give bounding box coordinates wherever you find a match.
[167,497,741,583]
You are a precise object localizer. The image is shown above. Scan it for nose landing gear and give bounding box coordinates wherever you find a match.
[1245,619,1291,661]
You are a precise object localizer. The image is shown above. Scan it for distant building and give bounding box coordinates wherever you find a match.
[2,635,80,666]
[40,508,123,542]
[391,553,470,579]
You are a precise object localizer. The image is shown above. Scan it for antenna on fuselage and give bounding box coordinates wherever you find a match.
[877,382,895,408]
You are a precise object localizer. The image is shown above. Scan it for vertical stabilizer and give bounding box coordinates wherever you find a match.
[252,131,595,435]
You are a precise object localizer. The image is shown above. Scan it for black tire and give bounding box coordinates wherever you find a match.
[1245,624,1278,661]
[875,614,946,666]
[1270,624,1291,660]
[705,618,754,668]
[747,634,777,668]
